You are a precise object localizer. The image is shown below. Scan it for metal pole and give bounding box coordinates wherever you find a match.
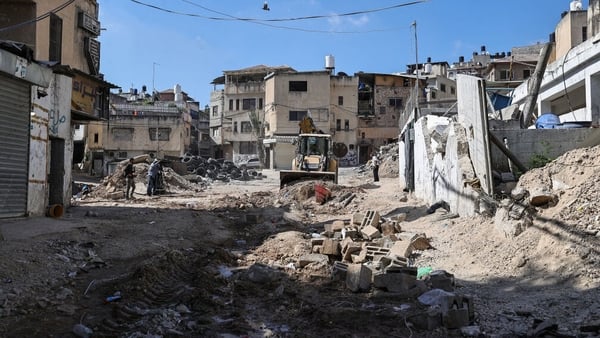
[413,21,419,116]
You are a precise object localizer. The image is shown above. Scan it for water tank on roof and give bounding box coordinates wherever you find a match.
[325,55,335,70]
[535,113,561,129]
[424,62,432,74]
[570,0,583,11]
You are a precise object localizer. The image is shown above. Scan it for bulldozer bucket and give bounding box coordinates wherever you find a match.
[279,170,337,188]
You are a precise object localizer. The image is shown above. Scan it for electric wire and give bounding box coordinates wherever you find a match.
[0,0,76,33]
[129,0,425,34]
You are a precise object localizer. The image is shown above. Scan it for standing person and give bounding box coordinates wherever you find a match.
[124,158,136,199]
[371,152,380,183]
[147,159,161,196]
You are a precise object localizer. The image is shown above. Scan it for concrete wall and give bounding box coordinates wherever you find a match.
[555,10,588,61]
[490,128,600,172]
[29,74,74,215]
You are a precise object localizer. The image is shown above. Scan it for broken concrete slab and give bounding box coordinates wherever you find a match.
[352,213,364,225]
[389,240,413,258]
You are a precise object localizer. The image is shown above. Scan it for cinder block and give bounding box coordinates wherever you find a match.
[321,239,340,256]
[311,238,325,247]
[352,213,364,225]
[361,225,381,240]
[379,255,408,271]
[443,308,470,329]
[427,270,455,291]
[342,227,359,239]
[389,240,413,258]
[351,248,367,263]
[372,272,416,292]
[324,220,345,234]
[365,245,390,261]
[345,264,372,292]
[360,210,380,228]
[342,242,362,262]
[332,261,348,281]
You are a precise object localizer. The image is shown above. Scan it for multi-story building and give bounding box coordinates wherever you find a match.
[0,0,113,217]
[357,72,425,163]
[209,65,295,163]
[263,68,359,168]
[87,84,194,174]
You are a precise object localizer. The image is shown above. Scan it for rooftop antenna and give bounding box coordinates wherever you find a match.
[262,1,270,11]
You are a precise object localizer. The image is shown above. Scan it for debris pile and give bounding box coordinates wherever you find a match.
[309,210,475,330]
[181,155,263,182]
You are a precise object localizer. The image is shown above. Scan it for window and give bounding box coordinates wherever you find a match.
[233,121,238,133]
[49,14,62,63]
[389,98,403,108]
[239,141,257,154]
[349,144,354,151]
[289,81,308,92]
[118,151,127,158]
[450,87,456,95]
[338,96,344,106]
[242,98,256,110]
[523,69,531,79]
[94,133,98,143]
[258,98,263,110]
[212,105,219,116]
[236,99,240,110]
[583,26,588,42]
[344,120,349,131]
[431,91,437,99]
[336,119,341,131]
[229,99,233,110]
[241,121,252,133]
[211,127,220,137]
[499,69,511,80]
[149,128,171,141]
[440,83,446,92]
[289,110,308,121]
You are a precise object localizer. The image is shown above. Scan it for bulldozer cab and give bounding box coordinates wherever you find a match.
[299,135,328,156]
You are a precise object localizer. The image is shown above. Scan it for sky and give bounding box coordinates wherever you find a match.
[98,0,579,105]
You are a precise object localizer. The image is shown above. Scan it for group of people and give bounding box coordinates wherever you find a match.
[123,158,163,199]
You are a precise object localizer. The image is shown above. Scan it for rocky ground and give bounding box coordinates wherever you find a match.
[0,146,599,337]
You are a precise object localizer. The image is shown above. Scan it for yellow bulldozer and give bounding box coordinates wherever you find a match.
[279,117,338,187]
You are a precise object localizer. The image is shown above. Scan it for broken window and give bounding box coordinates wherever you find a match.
[241,121,252,133]
[289,81,308,92]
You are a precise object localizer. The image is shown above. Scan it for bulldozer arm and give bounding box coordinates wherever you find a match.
[279,170,337,188]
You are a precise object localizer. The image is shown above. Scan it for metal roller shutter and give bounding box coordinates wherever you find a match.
[0,74,30,218]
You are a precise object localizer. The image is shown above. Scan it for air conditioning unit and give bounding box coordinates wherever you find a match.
[78,11,100,36]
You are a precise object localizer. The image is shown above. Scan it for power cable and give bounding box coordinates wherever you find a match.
[129,0,425,33]
[0,0,76,33]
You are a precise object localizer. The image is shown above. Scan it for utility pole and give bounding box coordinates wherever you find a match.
[412,20,420,121]
[152,62,159,92]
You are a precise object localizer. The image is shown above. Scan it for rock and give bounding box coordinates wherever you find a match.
[72,323,93,338]
[297,254,328,268]
[243,264,282,284]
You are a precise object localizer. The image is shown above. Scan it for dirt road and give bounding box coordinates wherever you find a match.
[0,166,598,337]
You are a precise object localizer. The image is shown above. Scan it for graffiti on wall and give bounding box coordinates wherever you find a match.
[49,109,66,135]
[338,149,358,167]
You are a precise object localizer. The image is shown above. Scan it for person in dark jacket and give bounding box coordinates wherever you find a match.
[371,152,380,182]
[124,158,135,199]
[147,159,162,196]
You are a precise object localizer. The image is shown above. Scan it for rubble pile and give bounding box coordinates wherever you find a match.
[307,210,475,330]
[378,142,400,178]
[181,155,263,182]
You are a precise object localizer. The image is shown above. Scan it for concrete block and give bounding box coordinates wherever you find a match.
[351,248,367,263]
[409,307,443,330]
[312,245,322,253]
[311,238,325,247]
[360,210,380,228]
[361,225,381,240]
[345,264,372,292]
[352,213,364,225]
[324,220,345,234]
[297,254,328,268]
[342,227,359,239]
[378,255,408,271]
[342,242,362,262]
[443,308,470,329]
[389,240,413,258]
[427,270,455,292]
[332,261,348,281]
[365,245,390,261]
[373,272,417,292]
[321,239,340,256]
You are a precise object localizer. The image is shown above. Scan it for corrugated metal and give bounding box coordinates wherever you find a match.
[0,74,30,218]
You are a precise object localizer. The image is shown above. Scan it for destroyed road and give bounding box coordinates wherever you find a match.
[0,165,598,337]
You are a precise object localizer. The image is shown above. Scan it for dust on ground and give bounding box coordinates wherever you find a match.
[0,146,598,337]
